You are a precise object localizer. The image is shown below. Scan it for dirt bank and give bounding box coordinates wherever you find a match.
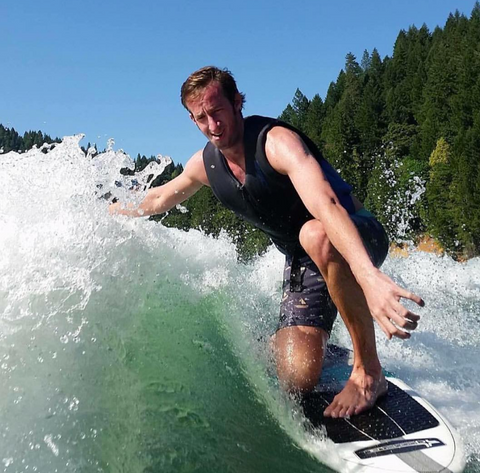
[389,235,445,258]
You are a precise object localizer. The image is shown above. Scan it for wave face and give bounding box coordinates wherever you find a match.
[1,138,479,472]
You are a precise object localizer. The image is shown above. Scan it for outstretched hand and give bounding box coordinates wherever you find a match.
[359,268,424,339]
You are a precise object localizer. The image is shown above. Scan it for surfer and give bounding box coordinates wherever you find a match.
[110,66,424,418]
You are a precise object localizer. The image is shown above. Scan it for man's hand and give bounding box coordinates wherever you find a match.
[359,268,424,339]
[108,150,207,218]
[108,202,121,215]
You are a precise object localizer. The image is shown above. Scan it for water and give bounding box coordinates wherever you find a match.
[1,138,479,472]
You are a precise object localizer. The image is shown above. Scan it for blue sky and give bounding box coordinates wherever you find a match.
[1,0,477,164]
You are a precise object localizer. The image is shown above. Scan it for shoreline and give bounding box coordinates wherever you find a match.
[389,235,445,259]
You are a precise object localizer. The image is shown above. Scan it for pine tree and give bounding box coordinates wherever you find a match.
[278,104,296,126]
[304,94,325,149]
[424,137,456,249]
[291,88,310,132]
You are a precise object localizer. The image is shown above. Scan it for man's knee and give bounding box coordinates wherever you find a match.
[281,370,318,394]
[299,220,336,269]
[277,356,320,394]
[274,326,327,394]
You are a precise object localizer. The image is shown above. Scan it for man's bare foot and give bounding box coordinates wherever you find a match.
[323,368,388,418]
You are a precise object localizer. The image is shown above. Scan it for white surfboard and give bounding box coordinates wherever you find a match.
[301,344,466,473]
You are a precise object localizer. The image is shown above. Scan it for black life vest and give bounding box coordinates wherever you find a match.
[203,115,354,255]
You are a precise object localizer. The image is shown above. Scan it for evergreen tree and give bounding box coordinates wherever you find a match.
[384,30,410,125]
[360,49,371,72]
[279,89,310,131]
[0,125,59,153]
[450,121,480,257]
[304,94,325,148]
[354,49,386,198]
[291,88,310,132]
[424,137,456,250]
[322,53,364,187]
[278,104,297,126]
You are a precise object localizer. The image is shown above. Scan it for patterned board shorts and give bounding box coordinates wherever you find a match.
[278,209,389,335]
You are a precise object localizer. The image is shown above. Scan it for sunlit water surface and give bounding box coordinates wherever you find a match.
[1,138,479,472]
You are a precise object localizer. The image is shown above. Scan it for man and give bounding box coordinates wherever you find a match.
[110,66,424,418]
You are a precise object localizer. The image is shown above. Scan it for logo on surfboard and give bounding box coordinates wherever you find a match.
[355,438,445,459]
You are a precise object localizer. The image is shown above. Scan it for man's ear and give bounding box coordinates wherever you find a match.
[234,93,242,113]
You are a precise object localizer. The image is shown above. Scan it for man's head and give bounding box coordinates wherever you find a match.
[181,66,245,150]
[180,66,245,112]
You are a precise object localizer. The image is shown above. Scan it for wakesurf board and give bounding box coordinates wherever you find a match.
[301,344,465,473]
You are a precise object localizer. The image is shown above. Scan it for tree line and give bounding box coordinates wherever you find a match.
[279,3,480,259]
[2,3,480,259]
[0,125,60,153]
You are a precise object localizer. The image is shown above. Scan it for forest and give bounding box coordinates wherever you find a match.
[2,4,480,260]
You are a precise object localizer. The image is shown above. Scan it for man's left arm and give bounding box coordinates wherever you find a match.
[265,126,424,339]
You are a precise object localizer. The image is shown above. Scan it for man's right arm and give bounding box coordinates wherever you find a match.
[109,150,208,217]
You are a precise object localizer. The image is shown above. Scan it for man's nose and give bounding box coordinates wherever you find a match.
[208,115,220,131]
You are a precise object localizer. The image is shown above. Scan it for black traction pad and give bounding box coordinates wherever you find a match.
[300,346,440,444]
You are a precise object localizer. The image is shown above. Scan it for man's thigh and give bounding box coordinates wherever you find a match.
[277,211,389,334]
[278,252,337,335]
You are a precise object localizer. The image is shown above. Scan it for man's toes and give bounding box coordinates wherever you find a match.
[353,403,366,416]
[324,401,336,417]
[327,403,340,418]
[325,407,335,418]
[344,405,356,418]
[332,401,347,418]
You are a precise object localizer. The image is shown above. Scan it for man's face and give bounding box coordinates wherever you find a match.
[186,82,243,151]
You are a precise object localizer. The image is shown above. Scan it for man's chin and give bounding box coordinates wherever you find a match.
[210,137,223,146]
[210,138,230,149]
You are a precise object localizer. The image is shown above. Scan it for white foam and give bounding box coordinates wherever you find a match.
[1,136,479,469]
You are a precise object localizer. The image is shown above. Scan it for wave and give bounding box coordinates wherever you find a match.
[0,137,478,472]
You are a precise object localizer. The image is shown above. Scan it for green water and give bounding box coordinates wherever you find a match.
[45,280,335,473]
[2,140,478,472]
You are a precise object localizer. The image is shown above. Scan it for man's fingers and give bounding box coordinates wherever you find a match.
[405,312,421,322]
[377,314,411,340]
[393,302,420,327]
[393,316,418,331]
[390,326,411,340]
[384,305,418,334]
[378,321,392,340]
[404,319,418,330]
[366,277,424,339]
[399,289,424,307]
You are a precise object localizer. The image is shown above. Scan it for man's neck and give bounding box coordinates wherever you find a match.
[219,117,245,166]
[222,142,245,165]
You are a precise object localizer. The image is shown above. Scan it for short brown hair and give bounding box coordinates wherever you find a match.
[180,66,246,111]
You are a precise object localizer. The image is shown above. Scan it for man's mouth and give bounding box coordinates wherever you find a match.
[211,131,223,138]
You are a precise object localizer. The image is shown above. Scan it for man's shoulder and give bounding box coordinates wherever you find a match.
[184,150,209,186]
[245,114,274,120]
[244,114,276,126]
[187,149,208,169]
[244,116,302,143]
[244,115,286,147]
[264,125,314,176]
[265,124,302,150]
